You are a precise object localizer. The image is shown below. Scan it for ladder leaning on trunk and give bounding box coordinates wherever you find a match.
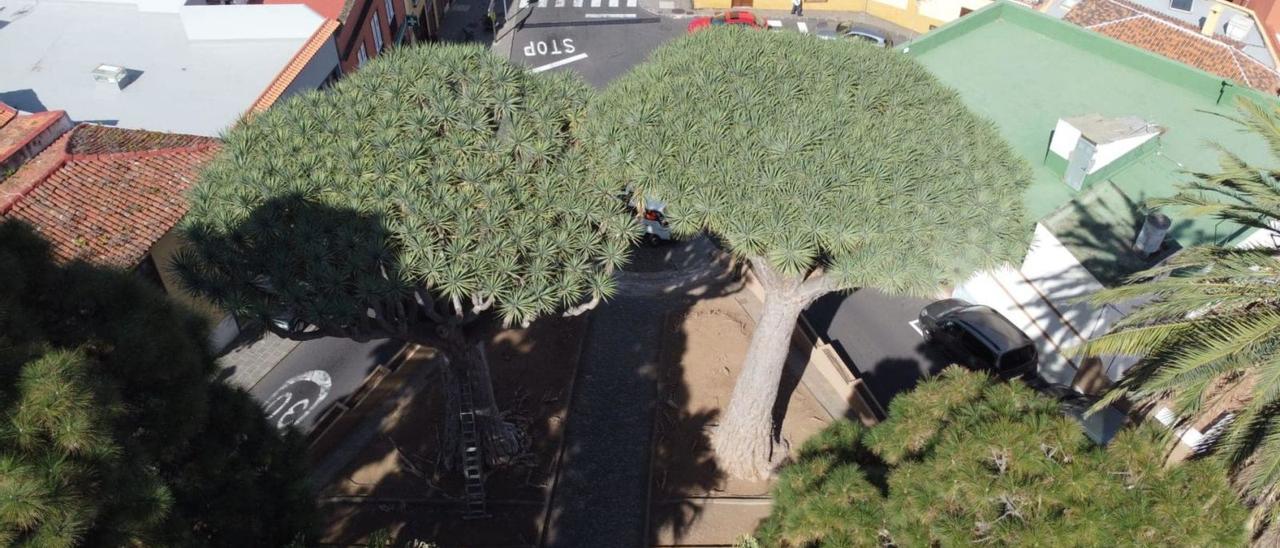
[459,368,490,520]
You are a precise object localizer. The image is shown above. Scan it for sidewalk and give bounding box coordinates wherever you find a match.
[642,0,921,43]
[217,331,301,390]
[541,296,666,547]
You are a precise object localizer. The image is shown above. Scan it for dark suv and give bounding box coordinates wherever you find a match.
[918,299,1038,379]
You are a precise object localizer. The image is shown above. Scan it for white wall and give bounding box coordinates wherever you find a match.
[1232,220,1279,249]
[1049,118,1158,174]
[279,37,340,101]
[872,0,909,11]
[1090,132,1157,174]
[1048,118,1082,160]
[917,0,991,22]
[180,4,324,41]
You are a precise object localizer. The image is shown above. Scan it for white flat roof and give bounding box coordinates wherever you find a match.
[0,0,326,136]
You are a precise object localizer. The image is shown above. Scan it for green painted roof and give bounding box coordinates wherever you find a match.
[905,1,1276,247]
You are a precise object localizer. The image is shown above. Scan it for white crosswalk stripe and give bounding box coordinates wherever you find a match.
[796,22,808,33]
[518,0,644,9]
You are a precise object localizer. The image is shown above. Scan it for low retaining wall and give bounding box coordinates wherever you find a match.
[739,269,884,425]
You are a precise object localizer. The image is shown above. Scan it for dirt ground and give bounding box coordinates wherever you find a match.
[650,293,833,547]
[317,314,589,547]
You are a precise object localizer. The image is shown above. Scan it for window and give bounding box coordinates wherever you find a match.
[385,0,395,27]
[371,12,384,52]
[1170,0,1193,11]
[958,330,997,369]
[357,43,369,67]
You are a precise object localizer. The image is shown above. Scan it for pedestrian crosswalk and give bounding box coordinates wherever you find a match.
[517,0,637,7]
[766,18,815,33]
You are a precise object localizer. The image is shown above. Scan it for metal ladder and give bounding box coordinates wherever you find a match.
[459,371,490,520]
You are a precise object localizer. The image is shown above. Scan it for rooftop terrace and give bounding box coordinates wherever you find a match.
[907,1,1277,247]
[0,0,330,136]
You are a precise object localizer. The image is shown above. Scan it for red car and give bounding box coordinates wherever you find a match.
[687,11,765,32]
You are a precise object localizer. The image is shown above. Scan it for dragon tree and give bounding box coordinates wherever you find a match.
[176,44,637,464]
[583,29,1032,479]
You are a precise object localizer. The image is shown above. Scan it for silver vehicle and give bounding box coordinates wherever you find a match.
[816,24,892,47]
[640,198,672,244]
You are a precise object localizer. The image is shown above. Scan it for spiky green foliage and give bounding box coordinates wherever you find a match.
[0,220,315,546]
[583,29,1031,293]
[753,367,1247,547]
[1080,98,1280,526]
[177,44,637,341]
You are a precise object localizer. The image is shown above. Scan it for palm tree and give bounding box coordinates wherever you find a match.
[583,28,1033,479]
[1082,98,1280,531]
[176,44,638,466]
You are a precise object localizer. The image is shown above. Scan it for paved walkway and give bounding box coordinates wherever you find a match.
[217,331,302,389]
[542,295,667,547]
[542,238,735,546]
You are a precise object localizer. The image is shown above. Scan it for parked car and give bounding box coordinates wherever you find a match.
[816,23,892,47]
[918,299,1037,378]
[687,11,765,33]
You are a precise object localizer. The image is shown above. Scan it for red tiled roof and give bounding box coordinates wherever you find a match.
[0,124,220,267]
[1064,0,1280,93]
[248,18,341,115]
[0,103,15,127]
[0,108,69,166]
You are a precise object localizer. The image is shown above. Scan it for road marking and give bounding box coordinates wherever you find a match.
[658,0,674,7]
[264,370,333,429]
[797,21,808,33]
[608,0,618,6]
[908,319,925,337]
[591,0,600,6]
[767,19,782,28]
[574,0,583,5]
[519,0,529,7]
[584,11,636,16]
[626,0,637,5]
[530,53,589,73]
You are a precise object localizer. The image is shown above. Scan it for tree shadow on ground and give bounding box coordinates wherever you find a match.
[541,237,753,548]
[178,196,584,546]
[313,312,588,547]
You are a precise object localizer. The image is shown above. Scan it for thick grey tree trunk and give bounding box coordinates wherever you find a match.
[711,258,831,480]
[435,329,529,470]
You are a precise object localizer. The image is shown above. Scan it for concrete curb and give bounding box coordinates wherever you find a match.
[535,313,598,547]
[305,345,440,488]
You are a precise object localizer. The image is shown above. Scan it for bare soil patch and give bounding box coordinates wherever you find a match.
[317,315,588,547]
[650,294,833,546]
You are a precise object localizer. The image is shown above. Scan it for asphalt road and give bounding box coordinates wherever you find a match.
[804,289,953,413]
[507,5,685,87]
[249,336,405,434]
